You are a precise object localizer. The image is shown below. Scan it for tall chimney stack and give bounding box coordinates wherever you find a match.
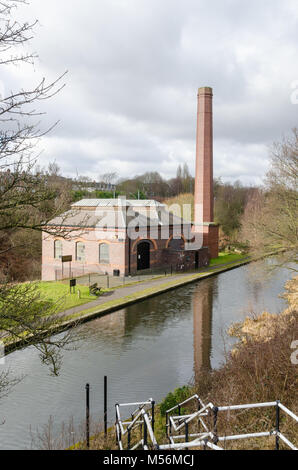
[193,86,218,258]
[194,86,214,225]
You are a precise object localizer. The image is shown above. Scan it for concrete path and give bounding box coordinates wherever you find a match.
[61,257,250,320]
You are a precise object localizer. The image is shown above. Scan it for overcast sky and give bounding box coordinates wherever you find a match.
[6,0,298,185]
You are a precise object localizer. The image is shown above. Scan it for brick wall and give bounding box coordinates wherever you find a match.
[42,228,126,280]
[42,222,215,280]
[202,224,219,259]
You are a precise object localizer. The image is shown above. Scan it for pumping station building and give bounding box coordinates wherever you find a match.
[42,87,219,281]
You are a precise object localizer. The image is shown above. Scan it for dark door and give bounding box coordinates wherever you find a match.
[195,251,199,269]
[137,241,150,270]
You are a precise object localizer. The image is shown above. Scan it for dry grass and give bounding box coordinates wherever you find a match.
[193,308,298,449]
[163,193,194,221]
[31,416,118,450]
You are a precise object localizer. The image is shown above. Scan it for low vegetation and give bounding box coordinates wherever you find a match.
[163,183,255,253]
[209,252,248,266]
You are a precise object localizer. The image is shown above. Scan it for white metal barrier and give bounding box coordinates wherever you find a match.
[115,398,158,450]
[115,395,298,451]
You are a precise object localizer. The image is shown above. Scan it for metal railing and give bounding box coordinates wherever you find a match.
[115,395,298,451]
[115,399,158,450]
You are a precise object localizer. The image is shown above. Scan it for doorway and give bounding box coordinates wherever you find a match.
[137,241,151,270]
[195,251,199,269]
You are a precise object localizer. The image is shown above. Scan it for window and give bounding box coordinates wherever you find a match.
[76,242,86,262]
[54,240,63,260]
[99,243,109,264]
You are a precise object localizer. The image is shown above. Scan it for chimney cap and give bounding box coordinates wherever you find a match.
[198,86,213,95]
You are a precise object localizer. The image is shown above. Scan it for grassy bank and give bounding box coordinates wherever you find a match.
[36,251,247,312]
[4,249,288,356]
[36,281,98,310]
[3,254,252,353]
[209,252,247,266]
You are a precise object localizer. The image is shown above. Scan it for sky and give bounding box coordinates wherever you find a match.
[5,0,298,185]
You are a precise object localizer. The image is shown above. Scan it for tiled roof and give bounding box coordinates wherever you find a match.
[47,206,190,229]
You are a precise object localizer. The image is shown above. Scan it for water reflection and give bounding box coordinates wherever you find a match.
[193,280,214,381]
[78,310,126,348]
[0,259,293,450]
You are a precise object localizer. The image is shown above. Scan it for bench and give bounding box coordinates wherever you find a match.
[89,283,101,297]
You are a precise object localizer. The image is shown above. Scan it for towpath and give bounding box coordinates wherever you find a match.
[60,257,250,321]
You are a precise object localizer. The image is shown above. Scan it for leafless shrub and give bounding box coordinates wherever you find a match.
[31,415,116,450]
[194,310,298,449]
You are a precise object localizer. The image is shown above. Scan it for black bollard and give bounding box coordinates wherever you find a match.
[104,376,108,437]
[86,383,90,449]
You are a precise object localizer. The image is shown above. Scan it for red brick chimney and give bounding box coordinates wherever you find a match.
[193,87,219,258]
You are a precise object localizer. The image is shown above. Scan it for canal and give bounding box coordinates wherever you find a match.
[0,258,293,449]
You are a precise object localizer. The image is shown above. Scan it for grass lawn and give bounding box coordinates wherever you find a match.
[210,252,248,267]
[35,254,247,313]
[36,281,100,311]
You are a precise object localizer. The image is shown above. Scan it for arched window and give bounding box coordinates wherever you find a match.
[76,242,86,262]
[99,243,109,264]
[54,240,63,260]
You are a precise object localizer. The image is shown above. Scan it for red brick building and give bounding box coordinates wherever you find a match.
[42,199,209,280]
[41,87,218,281]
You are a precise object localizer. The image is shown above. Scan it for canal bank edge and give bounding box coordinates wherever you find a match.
[3,250,285,355]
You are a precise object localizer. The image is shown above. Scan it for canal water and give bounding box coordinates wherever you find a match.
[0,259,293,449]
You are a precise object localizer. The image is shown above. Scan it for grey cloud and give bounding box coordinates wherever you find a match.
[6,0,298,183]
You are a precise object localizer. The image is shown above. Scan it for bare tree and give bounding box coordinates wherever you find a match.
[0,1,69,239]
[0,369,21,402]
[240,129,298,269]
[99,172,118,185]
[0,283,78,376]
[0,0,78,398]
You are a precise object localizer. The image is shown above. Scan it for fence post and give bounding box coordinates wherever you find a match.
[151,400,155,433]
[86,383,90,449]
[185,421,189,451]
[115,404,121,448]
[185,422,189,442]
[104,376,108,437]
[165,411,169,439]
[275,400,280,450]
[115,405,118,447]
[197,397,201,430]
[213,406,218,444]
[143,416,148,447]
